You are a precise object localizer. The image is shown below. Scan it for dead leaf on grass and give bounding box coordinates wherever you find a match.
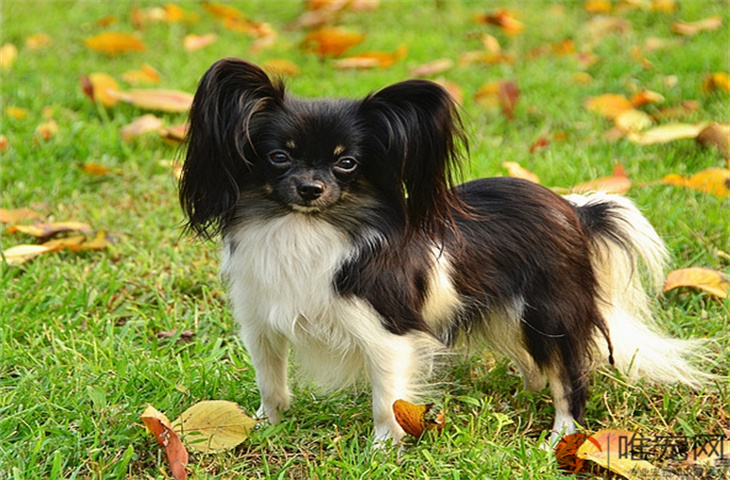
[392,399,445,438]
[172,400,258,453]
[141,405,189,480]
[664,268,729,299]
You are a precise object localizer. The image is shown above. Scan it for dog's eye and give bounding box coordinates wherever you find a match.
[333,156,358,174]
[268,151,291,167]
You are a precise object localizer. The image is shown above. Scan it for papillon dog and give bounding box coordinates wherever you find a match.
[180,58,710,444]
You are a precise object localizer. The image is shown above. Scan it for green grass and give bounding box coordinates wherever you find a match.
[1,1,728,479]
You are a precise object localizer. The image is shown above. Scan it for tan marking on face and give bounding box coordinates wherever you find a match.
[333,145,346,156]
[286,140,296,149]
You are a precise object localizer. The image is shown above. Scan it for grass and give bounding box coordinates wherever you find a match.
[1,1,728,479]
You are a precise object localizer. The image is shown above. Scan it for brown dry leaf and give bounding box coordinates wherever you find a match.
[80,163,117,176]
[2,244,57,265]
[120,114,164,141]
[26,33,52,49]
[697,123,730,155]
[672,16,723,36]
[262,59,301,77]
[184,33,217,52]
[630,90,665,107]
[84,32,146,56]
[627,122,710,145]
[172,400,258,453]
[703,72,730,93]
[141,405,188,480]
[503,162,539,184]
[392,399,445,438]
[8,221,92,239]
[0,208,44,224]
[107,89,193,112]
[474,8,525,35]
[333,45,406,70]
[572,165,631,194]
[661,168,730,197]
[584,0,612,14]
[0,43,18,70]
[122,64,161,85]
[96,15,117,28]
[555,433,596,474]
[302,27,365,58]
[585,93,634,119]
[663,267,729,299]
[81,73,121,108]
[410,59,454,78]
[577,429,658,480]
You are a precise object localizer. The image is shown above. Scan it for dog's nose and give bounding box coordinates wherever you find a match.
[297,181,325,201]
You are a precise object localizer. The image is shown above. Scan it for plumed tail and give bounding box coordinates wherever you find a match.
[567,192,714,389]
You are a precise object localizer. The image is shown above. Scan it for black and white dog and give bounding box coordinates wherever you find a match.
[180,58,708,444]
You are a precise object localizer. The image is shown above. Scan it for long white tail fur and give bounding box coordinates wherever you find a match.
[567,192,714,388]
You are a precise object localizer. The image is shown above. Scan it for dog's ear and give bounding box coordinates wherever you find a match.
[180,58,284,237]
[359,80,467,239]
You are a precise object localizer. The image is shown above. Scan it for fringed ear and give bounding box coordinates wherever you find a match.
[179,58,284,238]
[358,80,467,239]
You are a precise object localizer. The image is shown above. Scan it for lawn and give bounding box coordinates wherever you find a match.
[1,1,728,479]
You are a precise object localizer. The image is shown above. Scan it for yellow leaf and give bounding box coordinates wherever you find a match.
[392,399,445,438]
[262,59,301,77]
[627,122,710,145]
[474,8,525,35]
[6,107,29,120]
[2,244,56,265]
[80,73,120,107]
[614,109,653,132]
[25,33,52,49]
[664,267,729,298]
[183,33,217,52]
[584,0,612,14]
[661,167,730,197]
[141,405,189,480]
[302,27,365,58]
[0,208,45,224]
[120,114,164,141]
[671,16,723,36]
[108,89,193,112]
[34,119,58,142]
[630,90,665,107]
[577,429,657,480]
[410,59,454,77]
[84,32,146,56]
[502,162,540,184]
[159,124,189,145]
[703,72,730,93]
[80,163,115,176]
[172,400,258,453]
[586,94,634,119]
[202,1,246,20]
[0,43,18,70]
[122,64,161,85]
[572,165,631,194]
[650,0,678,13]
[333,45,406,70]
[7,221,92,238]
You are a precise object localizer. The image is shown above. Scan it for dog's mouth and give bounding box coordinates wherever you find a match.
[289,203,323,213]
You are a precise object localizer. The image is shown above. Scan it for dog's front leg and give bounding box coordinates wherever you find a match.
[240,327,290,424]
[364,335,421,445]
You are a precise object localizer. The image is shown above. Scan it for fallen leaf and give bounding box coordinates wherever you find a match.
[392,399,445,438]
[333,45,406,70]
[184,33,217,52]
[172,400,258,453]
[529,136,550,154]
[25,33,52,49]
[122,64,161,85]
[107,89,193,112]
[555,433,597,473]
[696,123,730,155]
[0,208,45,224]
[683,436,730,466]
[434,79,463,105]
[302,27,365,58]
[84,32,146,56]
[96,15,117,28]
[664,267,729,299]
[1,244,57,265]
[6,106,29,120]
[0,135,7,152]
[141,405,188,480]
[458,50,514,67]
[650,0,678,13]
[120,114,164,141]
[159,124,189,144]
[475,81,520,119]
[577,429,658,480]
[627,122,710,145]
[661,168,730,197]
[474,8,525,35]
[0,43,18,70]
[80,73,121,108]
[503,162,540,183]
[410,59,454,78]
[34,119,58,142]
[672,16,723,36]
[7,221,92,239]
[202,1,246,20]
[614,109,654,132]
[586,93,634,119]
[703,72,730,93]
[584,0,612,14]
[262,59,300,77]
[651,100,700,121]
[572,165,631,194]
[80,163,115,176]
[630,90,665,107]
[157,329,196,343]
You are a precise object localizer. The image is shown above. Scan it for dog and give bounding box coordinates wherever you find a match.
[180,58,710,445]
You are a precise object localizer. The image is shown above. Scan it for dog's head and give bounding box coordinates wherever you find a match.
[179,58,466,238]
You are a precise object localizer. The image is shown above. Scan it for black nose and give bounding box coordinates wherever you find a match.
[297,181,325,201]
